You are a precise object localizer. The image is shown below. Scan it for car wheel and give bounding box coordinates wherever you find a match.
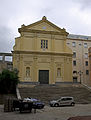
[50,104,53,107]
[54,103,59,107]
[71,102,75,106]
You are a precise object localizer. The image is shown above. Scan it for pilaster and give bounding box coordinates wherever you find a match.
[33,56,38,82]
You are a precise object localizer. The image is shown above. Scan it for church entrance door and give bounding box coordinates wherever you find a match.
[39,70,49,84]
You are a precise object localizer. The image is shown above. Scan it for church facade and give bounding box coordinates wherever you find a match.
[13,16,72,84]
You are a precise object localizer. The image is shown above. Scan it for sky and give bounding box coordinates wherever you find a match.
[0,0,91,52]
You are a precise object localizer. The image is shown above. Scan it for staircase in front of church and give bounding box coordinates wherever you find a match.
[18,84,91,104]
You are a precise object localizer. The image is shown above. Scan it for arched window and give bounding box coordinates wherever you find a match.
[26,67,30,77]
[57,68,61,77]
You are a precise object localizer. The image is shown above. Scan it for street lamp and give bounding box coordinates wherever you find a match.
[78,71,83,84]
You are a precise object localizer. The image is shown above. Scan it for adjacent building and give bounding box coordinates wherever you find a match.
[0,53,13,73]
[88,47,91,86]
[67,34,91,86]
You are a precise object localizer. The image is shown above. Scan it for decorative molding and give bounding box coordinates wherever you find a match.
[33,56,37,60]
[20,55,23,60]
[12,50,72,57]
[19,29,68,36]
[56,77,62,82]
[41,58,47,62]
[55,62,62,67]
[64,57,67,61]
[69,58,72,61]
[24,61,32,66]
[24,77,32,81]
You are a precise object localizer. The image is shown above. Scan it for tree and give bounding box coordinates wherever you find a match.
[0,69,19,94]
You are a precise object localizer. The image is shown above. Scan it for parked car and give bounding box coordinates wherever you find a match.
[49,97,75,107]
[23,97,45,109]
[33,100,45,109]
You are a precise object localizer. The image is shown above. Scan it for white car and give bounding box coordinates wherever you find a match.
[49,97,75,107]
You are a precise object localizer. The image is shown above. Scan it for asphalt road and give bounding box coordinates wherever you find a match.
[0,104,91,120]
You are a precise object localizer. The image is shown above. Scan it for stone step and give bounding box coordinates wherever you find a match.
[18,84,91,104]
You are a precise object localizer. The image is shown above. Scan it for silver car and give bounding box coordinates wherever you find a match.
[49,97,75,107]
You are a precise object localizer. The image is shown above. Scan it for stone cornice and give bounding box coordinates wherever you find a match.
[12,50,72,57]
[18,28,68,36]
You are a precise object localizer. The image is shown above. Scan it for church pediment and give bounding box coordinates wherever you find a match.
[18,16,68,35]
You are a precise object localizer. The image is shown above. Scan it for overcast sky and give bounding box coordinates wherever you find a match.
[0,0,91,52]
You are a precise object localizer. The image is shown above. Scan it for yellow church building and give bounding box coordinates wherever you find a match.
[13,16,73,84]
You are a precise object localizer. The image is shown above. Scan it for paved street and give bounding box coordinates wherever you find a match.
[0,104,91,120]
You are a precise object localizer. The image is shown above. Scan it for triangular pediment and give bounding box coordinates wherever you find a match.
[27,21,60,32]
[19,16,68,35]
